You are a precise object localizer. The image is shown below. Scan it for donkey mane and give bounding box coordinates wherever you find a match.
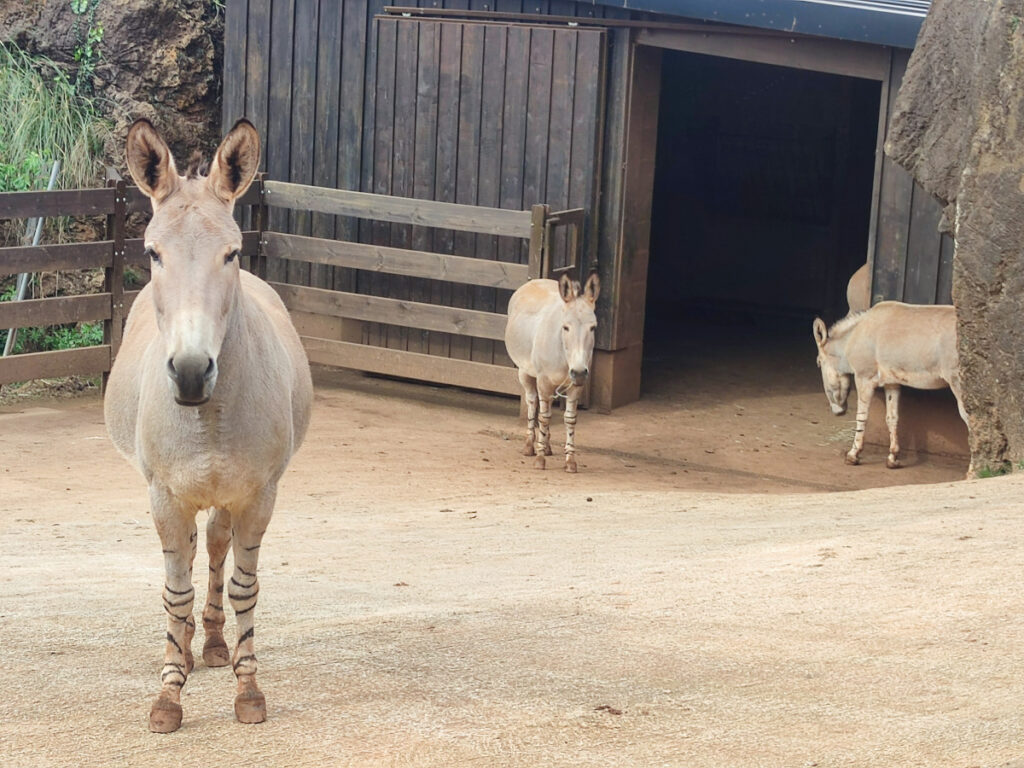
[184,151,210,179]
[829,310,867,339]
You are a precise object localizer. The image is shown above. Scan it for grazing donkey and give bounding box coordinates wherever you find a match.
[505,272,600,473]
[812,301,967,469]
[105,119,312,732]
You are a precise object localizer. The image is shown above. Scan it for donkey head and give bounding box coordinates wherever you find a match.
[558,272,601,386]
[126,118,260,406]
[812,317,851,416]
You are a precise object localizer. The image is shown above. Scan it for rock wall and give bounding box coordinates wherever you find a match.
[1,0,223,171]
[887,0,1024,473]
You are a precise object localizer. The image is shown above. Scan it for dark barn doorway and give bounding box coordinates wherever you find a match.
[642,49,881,400]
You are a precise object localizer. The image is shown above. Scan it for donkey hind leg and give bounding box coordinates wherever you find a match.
[149,485,199,733]
[202,508,232,667]
[534,382,555,469]
[564,391,580,473]
[846,379,875,466]
[520,371,538,456]
[884,384,902,469]
[229,486,276,724]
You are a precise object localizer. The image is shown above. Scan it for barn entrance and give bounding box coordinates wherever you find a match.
[641,48,882,403]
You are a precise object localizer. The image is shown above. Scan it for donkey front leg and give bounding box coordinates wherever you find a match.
[534,382,555,469]
[884,384,902,469]
[228,486,276,724]
[202,508,232,667]
[149,484,199,733]
[520,371,538,456]
[564,390,581,473]
[846,379,875,466]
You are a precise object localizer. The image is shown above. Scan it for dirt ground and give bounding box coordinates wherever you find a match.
[2,348,1022,767]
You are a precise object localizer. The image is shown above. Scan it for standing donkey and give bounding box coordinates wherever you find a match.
[105,119,312,732]
[505,272,600,472]
[812,301,967,470]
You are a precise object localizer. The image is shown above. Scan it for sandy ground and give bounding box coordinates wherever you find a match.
[1,358,1021,767]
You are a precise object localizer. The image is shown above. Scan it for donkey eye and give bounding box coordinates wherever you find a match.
[589,325,596,333]
[562,325,569,332]
[225,249,240,264]
[145,247,161,265]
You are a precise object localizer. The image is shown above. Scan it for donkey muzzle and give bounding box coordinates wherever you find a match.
[167,353,216,405]
[569,367,589,386]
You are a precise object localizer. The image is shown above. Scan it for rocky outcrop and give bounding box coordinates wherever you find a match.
[886,0,1024,473]
[1,0,223,169]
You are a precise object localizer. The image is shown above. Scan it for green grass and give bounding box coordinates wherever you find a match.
[0,322,104,355]
[0,42,112,196]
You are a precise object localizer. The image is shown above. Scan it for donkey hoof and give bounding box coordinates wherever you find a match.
[523,443,536,457]
[844,453,860,466]
[543,445,553,456]
[886,455,902,469]
[203,635,231,667]
[533,455,546,470]
[565,457,578,473]
[234,687,267,724]
[149,693,183,733]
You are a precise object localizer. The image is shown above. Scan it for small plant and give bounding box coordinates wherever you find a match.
[0,322,104,355]
[977,463,1012,479]
[70,0,104,94]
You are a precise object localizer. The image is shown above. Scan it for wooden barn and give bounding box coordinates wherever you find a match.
[221,0,947,410]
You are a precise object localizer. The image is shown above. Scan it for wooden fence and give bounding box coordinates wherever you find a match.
[0,177,579,394]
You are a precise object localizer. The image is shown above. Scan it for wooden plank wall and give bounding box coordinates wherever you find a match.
[872,47,954,306]
[223,0,616,370]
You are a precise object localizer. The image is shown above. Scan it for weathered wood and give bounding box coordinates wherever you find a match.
[104,179,127,374]
[499,24,531,268]
[266,0,296,284]
[312,0,343,287]
[263,181,534,238]
[288,0,318,287]
[0,241,112,277]
[0,345,111,386]
[0,188,114,219]
[243,0,271,170]
[271,283,508,340]
[262,232,529,288]
[0,293,112,329]
[545,27,577,274]
[371,16,399,350]
[904,182,944,304]
[222,0,248,131]
[301,336,521,395]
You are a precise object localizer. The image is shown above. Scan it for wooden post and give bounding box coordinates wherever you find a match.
[253,173,269,280]
[102,178,126,392]
[528,203,548,279]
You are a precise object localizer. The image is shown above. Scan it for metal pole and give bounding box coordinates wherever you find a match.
[3,160,61,357]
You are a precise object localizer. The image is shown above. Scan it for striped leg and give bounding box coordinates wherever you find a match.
[846,378,875,465]
[202,508,232,667]
[229,486,275,724]
[149,484,198,733]
[564,391,580,473]
[534,383,554,469]
[520,371,538,457]
[884,384,902,469]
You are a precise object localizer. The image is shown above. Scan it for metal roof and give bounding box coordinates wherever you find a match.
[594,0,929,48]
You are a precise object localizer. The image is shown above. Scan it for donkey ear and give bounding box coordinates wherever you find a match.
[125,119,178,203]
[208,119,261,204]
[582,272,601,305]
[812,317,828,348]
[558,273,575,303]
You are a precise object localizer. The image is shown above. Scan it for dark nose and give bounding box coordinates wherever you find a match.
[167,353,215,405]
[570,367,589,383]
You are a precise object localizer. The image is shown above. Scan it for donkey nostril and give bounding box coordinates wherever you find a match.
[166,358,178,381]
[204,358,215,379]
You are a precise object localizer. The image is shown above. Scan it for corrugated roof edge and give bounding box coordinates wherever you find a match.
[593,0,927,48]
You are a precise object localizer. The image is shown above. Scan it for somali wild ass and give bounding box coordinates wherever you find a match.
[105,119,312,732]
[505,272,600,473]
[846,263,871,315]
[812,301,967,469]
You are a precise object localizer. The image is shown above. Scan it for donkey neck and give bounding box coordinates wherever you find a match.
[824,313,865,374]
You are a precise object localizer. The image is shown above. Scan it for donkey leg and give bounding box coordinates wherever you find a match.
[884,385,902,468]
[520,371,538,456]
[149,484,198,733]
[949,377,974,477]
[229,486,276,724]
[202,508,232,667]
[846,380,875,465]
[534,385,554,469]
[564,392,580,473]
